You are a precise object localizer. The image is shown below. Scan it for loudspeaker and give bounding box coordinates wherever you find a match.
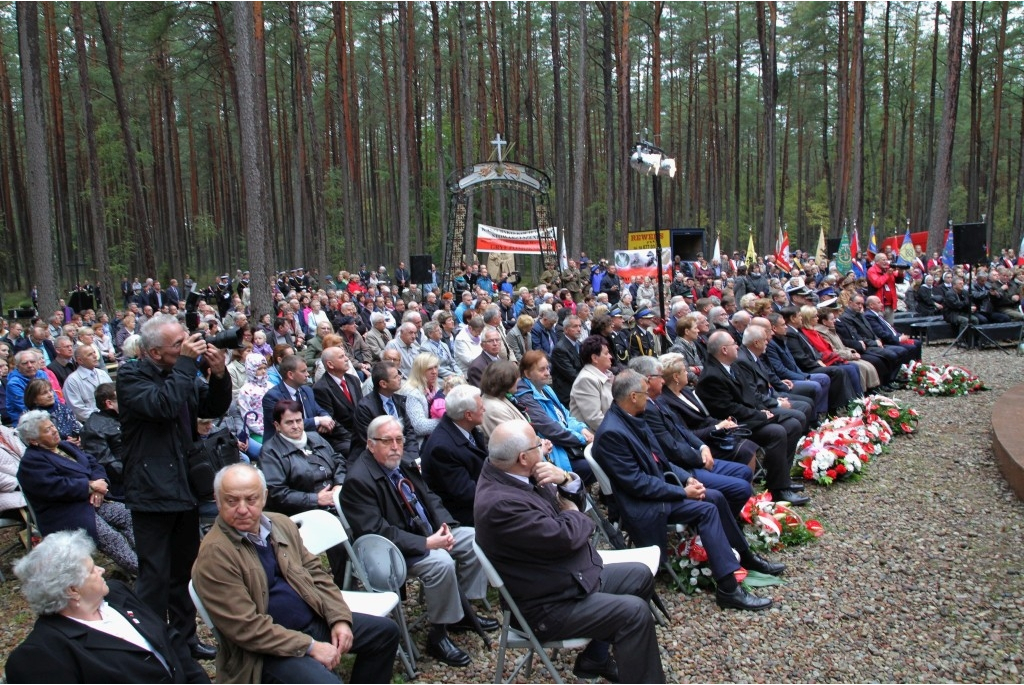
[952,223,986,265]
[826,238,841,258]
[410,255,432,284]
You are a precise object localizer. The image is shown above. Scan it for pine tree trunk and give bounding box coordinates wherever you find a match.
[755,1,777,255]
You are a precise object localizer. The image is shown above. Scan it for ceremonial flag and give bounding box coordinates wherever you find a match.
[941,229,955,268]
[746,232,757,266]
[836,228,852,275]
[850,228,866,277]
[558,230,568,270]
[775,229,792,272]
[815,226,827,264]
[712,234,722,264]
[867,221,879,257]
[895,229,915,267]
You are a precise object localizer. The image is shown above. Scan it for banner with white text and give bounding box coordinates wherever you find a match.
[476,223,557,254]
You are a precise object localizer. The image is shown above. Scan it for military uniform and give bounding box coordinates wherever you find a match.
[561,267,583,301]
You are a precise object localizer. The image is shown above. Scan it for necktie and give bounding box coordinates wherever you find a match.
[339,377,352,403]
[383,397,398,418]
[292,389,305,417]
[390,469,431,530]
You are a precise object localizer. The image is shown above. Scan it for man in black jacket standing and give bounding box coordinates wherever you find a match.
[117,314,232,660]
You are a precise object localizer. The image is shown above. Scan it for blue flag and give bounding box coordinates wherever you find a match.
[868,222,879,256]
[895,229,915,267]
[942,230,955,268]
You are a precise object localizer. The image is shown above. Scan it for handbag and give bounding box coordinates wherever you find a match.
[187,426,241,500]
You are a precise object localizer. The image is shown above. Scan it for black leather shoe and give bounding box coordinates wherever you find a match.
[573,653,620,682]
[787,483,805,492]
[741,552,786,576]
[450,615,500,633]
[188,640,217,661]
[426,633,471,667]
[715,585,773,611]
[771,489,810,506]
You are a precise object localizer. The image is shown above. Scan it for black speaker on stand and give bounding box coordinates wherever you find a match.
[952,222,987,266]
[410,255,433,284]
[826,238,842,259]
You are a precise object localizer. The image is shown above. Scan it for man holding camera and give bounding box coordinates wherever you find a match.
[116,313,233,662]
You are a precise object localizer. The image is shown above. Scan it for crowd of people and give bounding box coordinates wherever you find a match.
[0,242,1021,684]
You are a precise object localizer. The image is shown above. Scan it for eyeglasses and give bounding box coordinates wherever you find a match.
[647,374,662,379]
[371,436,405,447]
[523,442,544,454]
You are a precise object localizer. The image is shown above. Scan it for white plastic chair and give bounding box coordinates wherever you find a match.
[188,580,224,644]
[290,510,416,678]
[472,540,590,684]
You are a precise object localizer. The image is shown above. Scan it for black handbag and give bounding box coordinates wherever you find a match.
[187,427,241,500]
[707,426,752,455]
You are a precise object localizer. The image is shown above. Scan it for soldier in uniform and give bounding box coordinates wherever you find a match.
[561,259,583,302]
[236,270,250,298]
[539,261,561,290]
[629,308,658,358]
[609,308,632,367]
[215,273,233,319]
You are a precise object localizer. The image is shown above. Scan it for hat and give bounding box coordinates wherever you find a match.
[636,308,655,319]
[610,308,623,317]
[338,315,356,326]
[816,297,838,310]
[219,274,229,280]
[787,285,813,297]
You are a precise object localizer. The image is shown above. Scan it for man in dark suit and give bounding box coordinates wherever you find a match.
[148,282,167,311]
[341,415,493,668]
[475,419,665,683]
[466,328,502,388]
[594,370,784,611]
[550,315,583,405]
[864,296,922,363]
[697,331,809,505]
[353,361,419,458]
[738,326,815,430]
[764,313,832,414]
[780,307,861,406]
[834,298,902,382]
[261,355,337,444]
[313,347,365,459]
[530,309,559,356]
[165,279,182,308]
[14,324,57,366]
[420,385,488,525]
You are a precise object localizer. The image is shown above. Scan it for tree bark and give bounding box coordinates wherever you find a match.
[570,5,588,259]
[755,1,777,255]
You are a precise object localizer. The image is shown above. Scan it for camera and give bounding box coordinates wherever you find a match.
[204,326,244,350]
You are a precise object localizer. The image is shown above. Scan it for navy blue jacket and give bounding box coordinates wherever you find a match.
[261,382,331,443]
[420,415,488,525]
[18,441,108,540]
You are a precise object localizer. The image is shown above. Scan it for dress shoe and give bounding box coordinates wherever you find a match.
[450,614,500,633]
[572,653,620,682]
[715,585,773,611]
[771,489,810,506]
[787,483,805,492]
[426,633,471,667]
[741,552,786,576]
[188,640,217,661]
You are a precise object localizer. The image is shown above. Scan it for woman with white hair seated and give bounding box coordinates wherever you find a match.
[5,529,209,683]
[16,410,137,575]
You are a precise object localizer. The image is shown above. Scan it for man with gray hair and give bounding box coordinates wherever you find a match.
[384,322,420,377]
[594,369,783,610]
[422,321,460,378]
[63,343,114,423]
[342,415,493,668]
[474,419,665,683]
[117,313,232,660]
[482,305,516,362]
[363,312,392,362]
[420,384,488,524]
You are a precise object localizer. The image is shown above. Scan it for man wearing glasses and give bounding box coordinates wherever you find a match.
[342,415,494,668]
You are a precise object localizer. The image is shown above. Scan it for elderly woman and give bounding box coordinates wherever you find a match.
[399,352,443,448]
[113,313,136,351]
[814,308,882,393]
[236,352,271,455]
[505,314,534,361]
[24,377,82,441]
[478,360,531,437]
[5,530,208,683]
[93,323,117,365]
[260,399,347,585]
[569,335,614,432]
[119,333,142,365]
[515,350,593,481]
[0,424,26,514]
[668,314,705,381]
[16,410,137,575]
[793,305,864,397]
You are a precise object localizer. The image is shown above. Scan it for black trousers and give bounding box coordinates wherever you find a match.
[131,509,201,653]
[750,420,798,491]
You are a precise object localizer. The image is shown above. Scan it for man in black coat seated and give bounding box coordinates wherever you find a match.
[550,315,584,406]
[80,382,124,500]
[864,295,922,363]
[697,331,809,506]
[420,385,489,525]
[834,297,903,383]
[474,419,665,683]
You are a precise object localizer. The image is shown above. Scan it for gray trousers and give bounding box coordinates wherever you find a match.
[408,525,487,625]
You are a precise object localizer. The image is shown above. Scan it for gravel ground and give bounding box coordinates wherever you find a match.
[0,345,1021,683]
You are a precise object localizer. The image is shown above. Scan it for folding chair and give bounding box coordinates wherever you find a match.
[188,580,224,645]
[290,510,417,678]
[584,445,690,592]
[472,540,590,684]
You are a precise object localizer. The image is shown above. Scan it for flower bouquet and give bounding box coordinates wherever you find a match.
[796,415,886,485]
[899,360,987,396]
[670,533,716,595]
[849,394,919,435]
[740,491,824,553]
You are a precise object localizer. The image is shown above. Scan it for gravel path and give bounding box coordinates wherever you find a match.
[410,346,1024,684]
[0,346,1020,683]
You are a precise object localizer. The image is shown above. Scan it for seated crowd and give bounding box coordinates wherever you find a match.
[1,247,1021,684]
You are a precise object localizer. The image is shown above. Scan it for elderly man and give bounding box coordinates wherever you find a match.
[454,315,485,374]
[14,324,56,365]
[63,344,114,423]
[420,385,488,525]
[47,335,77,387]
[384,323,420,378]
[594,370,783,610]
[481,306,516,362]
[864,295,922,363]
[7,350,54,426]
[117,314,232,660]
[192,464,399,683]
[698,331,810,506]
[866,253,901,323]
[466,328,503,388]
[550,315,584,406]
[530,309,559,357]
[313,347,365,459]
[422,321,461,378]
[475,419,665,683]
[341,415,494,668]
[364,312,393,362]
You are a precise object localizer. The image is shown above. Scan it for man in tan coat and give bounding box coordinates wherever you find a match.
[192,464,399,683]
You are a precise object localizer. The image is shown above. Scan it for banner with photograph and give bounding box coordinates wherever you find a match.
[476,223,557,254]
[613,248,673,280]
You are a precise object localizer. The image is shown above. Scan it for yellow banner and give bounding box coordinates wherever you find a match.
[627,230,670,250]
